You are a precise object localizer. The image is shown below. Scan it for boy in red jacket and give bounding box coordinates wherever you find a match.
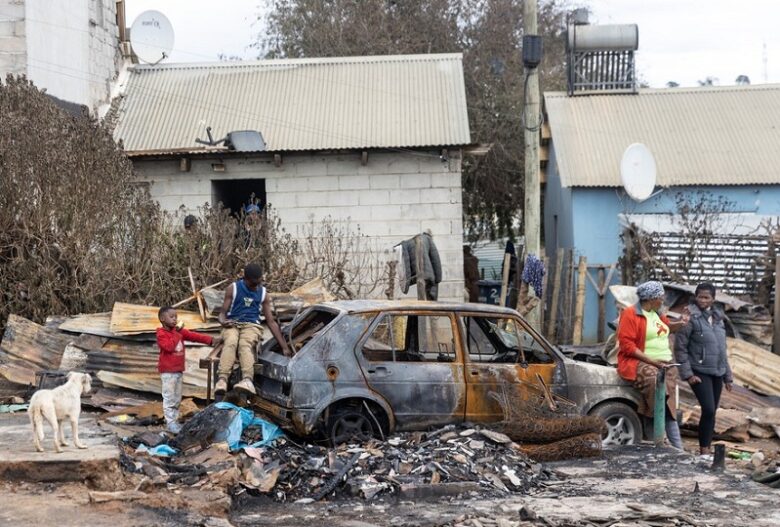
[156,306,218,433]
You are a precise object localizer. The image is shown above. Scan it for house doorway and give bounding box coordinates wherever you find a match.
[212,178,266,216]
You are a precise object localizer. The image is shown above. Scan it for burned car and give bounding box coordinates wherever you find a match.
[249,301,643,446]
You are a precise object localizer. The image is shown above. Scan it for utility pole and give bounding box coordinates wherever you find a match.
[523,0,541,330]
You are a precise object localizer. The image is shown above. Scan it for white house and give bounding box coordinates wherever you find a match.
[0,0,122,113]
[112,53,475,302]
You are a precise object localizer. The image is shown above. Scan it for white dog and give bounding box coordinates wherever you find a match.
[28,372,92,453]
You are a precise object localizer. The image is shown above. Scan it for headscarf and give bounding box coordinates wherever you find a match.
[636,280,664,302]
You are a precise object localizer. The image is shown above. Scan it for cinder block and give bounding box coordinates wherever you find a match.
[324,190,361,208]
[383,158,421,175]
[355,221,389,237]
[389,189,421,205]
[431,172,457,188]
[276,208,315,225]
[0,20,14,36]
[326,157,360,175]
[420,188,453,205]
[399,173,431,189]
[294,158,329,176]
[369,174,400,190]
[367,204,401,222]
[338,175,370,190]
[273,176,310,193]
[386,220,422,236]
[0,36,26,52]
[420,220,452,237]
[305,175,336,191]
[358,190,390,206]
[267,191,299,208]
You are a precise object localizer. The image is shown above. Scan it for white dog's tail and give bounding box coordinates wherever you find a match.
[28,402,44,441]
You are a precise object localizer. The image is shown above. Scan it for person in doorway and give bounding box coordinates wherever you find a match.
[463,245,480,302]
[215,263,290,395]
[156,306,218,433]
[616,281,689,449]
[674,283,733,457]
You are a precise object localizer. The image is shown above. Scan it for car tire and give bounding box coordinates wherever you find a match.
[327,405,375,446]
[589,402,642,447]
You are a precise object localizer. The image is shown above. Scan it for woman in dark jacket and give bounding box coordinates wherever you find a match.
[674,283,734,456]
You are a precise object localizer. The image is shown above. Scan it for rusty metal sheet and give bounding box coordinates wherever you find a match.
[727,337,780,396]
[96,347,212,398]
[109,302,221,335]
[679,381,777,439]
[56,312,156,341]
[0,315,72,386]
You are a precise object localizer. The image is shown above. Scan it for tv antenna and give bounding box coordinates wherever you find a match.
[130,10,174,65]
[620,143,657,202]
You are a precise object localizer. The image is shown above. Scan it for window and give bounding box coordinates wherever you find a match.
[462,316,555,364]
[362,314,456,363]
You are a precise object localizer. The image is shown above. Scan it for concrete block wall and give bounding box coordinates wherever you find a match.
[0,0,118,112]
[87,0,120,112]
[0,0,26,77]
[134,150,466,303]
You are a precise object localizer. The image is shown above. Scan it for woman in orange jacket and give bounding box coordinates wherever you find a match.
[617,281,689,449]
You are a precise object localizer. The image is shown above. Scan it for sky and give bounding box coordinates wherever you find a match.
[126,0,780,88]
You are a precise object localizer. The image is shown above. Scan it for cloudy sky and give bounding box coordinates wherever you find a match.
[126,0,780,88]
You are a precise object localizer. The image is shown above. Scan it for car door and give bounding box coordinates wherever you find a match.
[460,313,561,423]
[356,311,466,430]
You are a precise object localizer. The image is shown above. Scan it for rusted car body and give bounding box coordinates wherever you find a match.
[250,300,643,445]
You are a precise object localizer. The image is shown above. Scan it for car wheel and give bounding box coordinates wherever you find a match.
[590,402,641,447]
[327,406,375,446]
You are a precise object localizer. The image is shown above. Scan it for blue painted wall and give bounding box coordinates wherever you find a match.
[545,156,780,343]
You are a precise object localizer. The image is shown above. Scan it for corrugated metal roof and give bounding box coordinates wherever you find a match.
[114,54,471,153]
[544,84,780,187]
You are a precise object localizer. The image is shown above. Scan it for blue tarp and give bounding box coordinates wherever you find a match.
[214,401,284,450]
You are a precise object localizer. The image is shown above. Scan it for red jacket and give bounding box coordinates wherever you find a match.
[617,304,671,381]
[156,327,213,373]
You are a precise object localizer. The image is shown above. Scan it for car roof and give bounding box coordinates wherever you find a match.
[315,299,520,316]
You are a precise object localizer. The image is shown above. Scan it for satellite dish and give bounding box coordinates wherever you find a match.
[130,11,174,64]
[620,143,657,201]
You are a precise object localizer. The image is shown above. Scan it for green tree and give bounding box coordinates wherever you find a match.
[257,0,572,241]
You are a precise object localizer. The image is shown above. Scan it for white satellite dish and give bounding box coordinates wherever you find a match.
[620,143,657,201]
[130,10,174,64]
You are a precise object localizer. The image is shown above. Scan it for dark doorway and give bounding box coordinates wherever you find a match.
[212,178,266,216]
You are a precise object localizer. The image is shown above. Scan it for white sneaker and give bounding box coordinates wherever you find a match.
[214,378,228,394]
[235,378,256,395]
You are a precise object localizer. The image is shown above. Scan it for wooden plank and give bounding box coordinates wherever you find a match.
[499,253,511,308]
[0,315,72,386]
[188,267,208,322]
[546,249,564,342]
[572,256,587,345]
[597,267,606,342]
[109,303,221,336]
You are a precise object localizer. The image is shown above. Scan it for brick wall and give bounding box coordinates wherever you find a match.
[133,150,466,302]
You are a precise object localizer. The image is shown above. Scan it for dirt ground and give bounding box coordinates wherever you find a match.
[2,439,778,527]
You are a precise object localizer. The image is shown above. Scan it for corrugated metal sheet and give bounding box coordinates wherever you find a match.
[114,54,471,153]
[0,315,71,386]
[110,303,220,335]
[544,84,780,187]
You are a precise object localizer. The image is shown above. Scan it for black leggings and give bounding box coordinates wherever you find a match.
[690,373,724,448]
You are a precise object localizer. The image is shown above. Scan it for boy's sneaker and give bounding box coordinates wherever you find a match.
[167,422,182,434]
[214,378,228,394]
[235,378,256,395]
